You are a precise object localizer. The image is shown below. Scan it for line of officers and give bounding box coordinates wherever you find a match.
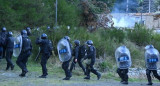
[0,27,101,81]
[0,27,160,85]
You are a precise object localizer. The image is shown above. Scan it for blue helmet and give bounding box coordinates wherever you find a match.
[8,31,13,37]
[74,40,80,46]
[21,30,28,37]
[2,27,6,32]
[64,36,70,41]
[47,26,50,29]
[86,40,93,45]
[41,33,47,39]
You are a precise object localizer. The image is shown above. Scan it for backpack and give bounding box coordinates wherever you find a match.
[79,45,86,57]
[48,40,53,55]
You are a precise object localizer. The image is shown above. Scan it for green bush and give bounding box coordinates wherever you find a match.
[128,24,152,46]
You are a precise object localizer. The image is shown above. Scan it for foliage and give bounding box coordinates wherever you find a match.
[127,24,152,46]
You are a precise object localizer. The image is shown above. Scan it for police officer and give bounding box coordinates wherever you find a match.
[16,30,32,77]
[145,45,160,85]
[84,40,101,80]
[5,31,14,70]
[36,33,51,78]
[70,40,86,76]
[62,36,72,80]
[0,27,7,59]
[26,27,31,36]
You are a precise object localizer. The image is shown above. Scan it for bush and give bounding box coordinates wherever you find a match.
[128,24,152,46]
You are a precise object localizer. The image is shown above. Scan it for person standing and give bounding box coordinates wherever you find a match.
[36,33,52,78]
[115,45,131,84]
[70,40,86,76]
[5,31,14,70]
[16,30,32,77]
[145,45,160,85]
[0,27,7,59]
[84,40,101,80]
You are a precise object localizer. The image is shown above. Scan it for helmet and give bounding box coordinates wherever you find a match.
[2,27,6,32]
[26,27,31,36]
[74,40,80,46]
[86,40,93,45]
[64,36,70,41]
[21,30,27,35]
[8,31,13,37]
[41,33,47,39]
[145,45,154,50]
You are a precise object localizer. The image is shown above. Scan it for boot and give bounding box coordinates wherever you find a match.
[11,65,14,70]
[84,76,90,80]
[6,65,10,70]
[147,82,153,85]
[97,73,101,80]
[121,81,128,84]
[39,75,47,78]
[63,77,70,80]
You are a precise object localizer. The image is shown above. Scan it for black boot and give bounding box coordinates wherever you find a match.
[97,73,101,80]
[11,65,14,70]
[6,65,10,70]
[121,81,128,84]
[147,82,153,85]
[39,75,47,78]
[84,76,90,80]
[63,77,70,80]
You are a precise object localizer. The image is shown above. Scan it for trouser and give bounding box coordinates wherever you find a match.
[16,51,31,73]
[62,60,71,78]
[70,58,86,73]
[40,53,50,76]
[2,46,6,58]
[6,49,14,68]
[117,68,129,82]
[146,69,160,83]
[0,46,3,58]
[86,64,100,77]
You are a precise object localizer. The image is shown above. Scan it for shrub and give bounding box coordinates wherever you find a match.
[127,24,152,46]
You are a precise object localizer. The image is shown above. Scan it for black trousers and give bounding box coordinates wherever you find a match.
[2,46,6,58]
[117,68,128,82]
[40,53,50,76]
[0,46,3,58]
[62,60,71,78]
[6,49,14,68]
[70,58,86,73]
[16,51,31,73]
[86,64,99,77]
[146,69,160,83]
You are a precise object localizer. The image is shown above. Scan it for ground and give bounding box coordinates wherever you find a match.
[0,58,160,86]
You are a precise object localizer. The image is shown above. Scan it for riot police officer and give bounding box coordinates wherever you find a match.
[115,45,131,85]
[36,33,52,78]
[26,27,31,36]
[84,40,101,80]
[5,31,14,70]
[145,45,160,85]
[70,40,86,76]
[0,27,7,59]
[62,36,72,80]
[16,30,32,77]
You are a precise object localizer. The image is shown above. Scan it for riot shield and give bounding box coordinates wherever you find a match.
[145,47,159,70]
[115,46,131,69]
[13,35,22,57]
[57,38,72,62]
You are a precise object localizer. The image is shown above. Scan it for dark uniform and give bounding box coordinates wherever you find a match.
[62,36,72,80]
[0,27,7,59]
[16,30,32,77]
[5,31,14,70]
[36,33,51,78]
[70,40,86,75]
[84,40,101,80]
[145,45,160,85]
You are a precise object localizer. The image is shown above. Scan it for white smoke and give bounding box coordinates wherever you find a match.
[112,14,136,28]
[111,0,138,28]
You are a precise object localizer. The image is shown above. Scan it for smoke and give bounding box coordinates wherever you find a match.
[111,0,139,28]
